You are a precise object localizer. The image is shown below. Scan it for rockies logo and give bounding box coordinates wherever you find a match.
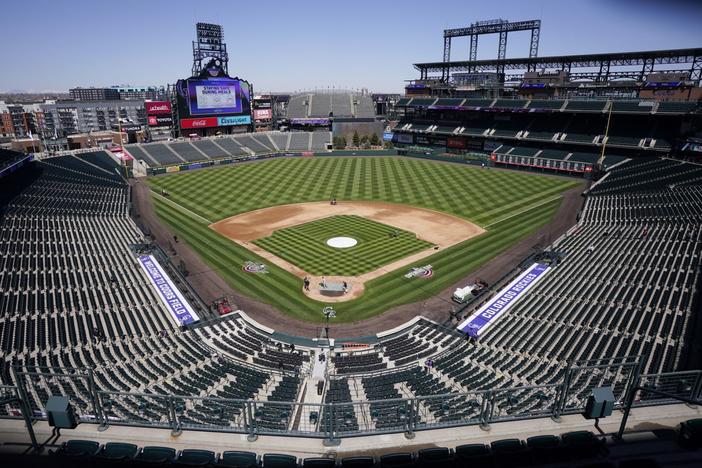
[404,264,434,279]
[242,261,268,274]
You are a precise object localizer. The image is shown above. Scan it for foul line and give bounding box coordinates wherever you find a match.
[483,194,563,229]
[150,190,214,224]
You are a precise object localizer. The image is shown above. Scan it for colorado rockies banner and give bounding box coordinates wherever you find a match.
[137,255,200,326]
[457,263,550,339]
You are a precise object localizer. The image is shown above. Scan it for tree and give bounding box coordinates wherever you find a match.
[341,136,347,148]
[360,135,369,145]
[384,141,394,149]
[369,133,380,146]
[332,136,339,148]
[352,130,360,147]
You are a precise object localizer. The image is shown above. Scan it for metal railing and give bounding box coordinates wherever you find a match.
[3,362,700,444]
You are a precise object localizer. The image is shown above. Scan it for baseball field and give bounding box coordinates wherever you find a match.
[147,155,580,322]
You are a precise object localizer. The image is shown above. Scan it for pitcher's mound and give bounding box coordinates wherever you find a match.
[326,237,358,248]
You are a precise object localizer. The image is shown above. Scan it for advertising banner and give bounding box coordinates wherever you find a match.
[447,136,466,149]
[218,115,251,126]
[396,133,413,144]
[148,115,174,127]
[457,263,550,339]
[254,108,272,120]
[137,255,199,326]
[146,101,172,115]
[180,117,218,129]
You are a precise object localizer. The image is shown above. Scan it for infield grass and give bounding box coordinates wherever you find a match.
[148,156,580,322]
[253,215,433,276]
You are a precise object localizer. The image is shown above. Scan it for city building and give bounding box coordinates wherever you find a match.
[112,85,166,100]
[69,87,120,101]
[41,100,146,138]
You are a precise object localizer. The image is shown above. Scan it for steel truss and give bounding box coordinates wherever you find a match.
[441,19,541,81]
[423,48,702,85]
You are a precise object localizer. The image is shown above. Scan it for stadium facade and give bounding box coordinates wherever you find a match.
[0,18,701,467]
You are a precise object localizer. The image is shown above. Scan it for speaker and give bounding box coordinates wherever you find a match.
[46,396,79,429]
[584,386,615,420]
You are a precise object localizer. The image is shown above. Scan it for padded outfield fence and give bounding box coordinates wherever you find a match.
[3,359,701,443]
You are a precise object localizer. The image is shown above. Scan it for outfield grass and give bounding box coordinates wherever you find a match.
[148,156,580,322]
[253,215,432,276]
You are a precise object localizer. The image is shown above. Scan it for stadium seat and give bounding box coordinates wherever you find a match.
[94,442,139,461]
[619,459,661,468]
[134,446,178,464]
[490,438,528,465]
[678,418,702,449]
[379,452,413,466]
[561,431,605,459]
[54,440,101,458]
[302,458,336,467]
[219,450,260,467]
[526,434,561,463]
[341,456,376,467]
[416,447,452,465]
[454,443,491,467]
[175,448,217,466]
[262,453,298,467]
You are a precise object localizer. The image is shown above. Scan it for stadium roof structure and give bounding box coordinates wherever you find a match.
[413,47,702,84]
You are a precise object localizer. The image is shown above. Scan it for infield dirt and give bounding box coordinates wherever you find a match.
[210,201,485,302]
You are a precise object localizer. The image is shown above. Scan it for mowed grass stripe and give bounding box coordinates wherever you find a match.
[149,157,578,225]
[148,156,580,322]
[253,215,431,276]
[153,199,323,321]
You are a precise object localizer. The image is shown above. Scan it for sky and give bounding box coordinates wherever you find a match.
[0,0,700,94]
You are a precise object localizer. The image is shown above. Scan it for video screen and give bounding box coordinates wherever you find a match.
[186,78,251,116]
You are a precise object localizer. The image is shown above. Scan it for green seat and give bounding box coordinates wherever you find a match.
[302,458,336,467]
[455,443,492,467]
[135,446,177,464]
[341,456,375,467]
[95,442,138,461]
[176,448,217,466]
[679,418,702,448]
[562,431,604,459]
[455,443,489,457]
[380,452,413,466]
[61,440,101,458]
[491,438,524,452]
[417,447,452,465]
[220,450,259,467]
[527,435,561,463]
[263,453,297,468]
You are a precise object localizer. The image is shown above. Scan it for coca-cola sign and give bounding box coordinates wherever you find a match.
[180,117,218,129]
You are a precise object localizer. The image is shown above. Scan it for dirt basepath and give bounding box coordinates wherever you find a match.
[131,178,584,338]
[210,201,484,302]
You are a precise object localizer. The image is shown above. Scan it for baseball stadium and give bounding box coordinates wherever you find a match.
[1,8,702,468]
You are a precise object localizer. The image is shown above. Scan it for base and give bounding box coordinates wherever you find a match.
[404,431,416,440]
[247,434,258,442]
[479,422,491,432]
